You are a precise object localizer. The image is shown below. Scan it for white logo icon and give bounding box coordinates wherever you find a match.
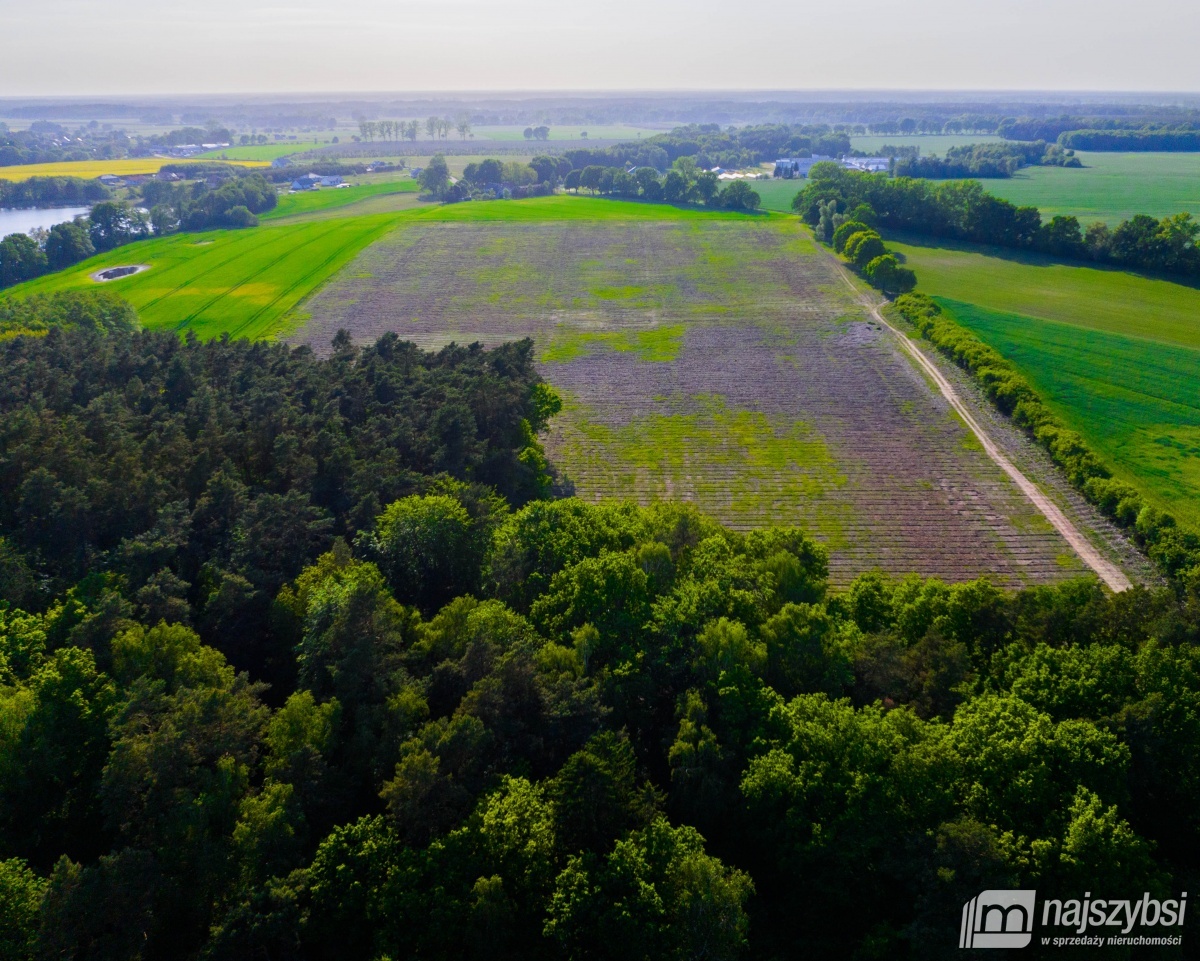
[961,890,1037,949]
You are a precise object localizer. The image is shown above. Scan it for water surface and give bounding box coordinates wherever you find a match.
[0,206,91,237]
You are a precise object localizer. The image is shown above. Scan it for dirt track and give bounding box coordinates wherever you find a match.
[828,258,1132,592]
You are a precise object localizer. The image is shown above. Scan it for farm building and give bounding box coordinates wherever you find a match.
[842,157,891,173]
[97,174,125,187]
[270,156,293,168]
[773,155,833,178]
[290,173,346,191]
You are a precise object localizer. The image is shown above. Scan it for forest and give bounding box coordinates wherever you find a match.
[1,293,1199,959]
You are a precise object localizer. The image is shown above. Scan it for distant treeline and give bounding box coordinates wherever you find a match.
[999,117,1200,151]
[563,123,853,173]
[1059,129,1200,151]
[794,162,1200,280]
[0,176,111,209]
[893,141,1079,179]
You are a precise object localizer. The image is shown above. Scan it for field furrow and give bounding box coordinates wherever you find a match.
[295,199,1095,587]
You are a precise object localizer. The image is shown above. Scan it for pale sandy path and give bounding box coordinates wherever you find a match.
[826,256,1132,592]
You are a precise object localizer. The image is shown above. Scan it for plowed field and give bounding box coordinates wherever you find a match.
[297,198,1089,586]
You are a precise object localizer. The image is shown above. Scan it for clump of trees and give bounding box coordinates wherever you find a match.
[817,206,915,295]
[140,172,277,232]
[523,125,551,141]
[893,140,1080,179]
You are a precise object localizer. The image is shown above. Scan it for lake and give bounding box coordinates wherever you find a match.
[0,206,91,238]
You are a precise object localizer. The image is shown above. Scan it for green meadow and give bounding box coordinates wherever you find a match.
[975,151,1200,225]
[891,237,1200,349]
[5,215,402,339]
[938,299,1200,526]
[751,179,803,213]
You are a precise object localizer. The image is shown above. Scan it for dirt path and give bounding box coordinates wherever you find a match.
[827,258,1132,592]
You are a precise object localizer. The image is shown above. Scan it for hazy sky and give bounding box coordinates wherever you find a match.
[3,0,1198,95]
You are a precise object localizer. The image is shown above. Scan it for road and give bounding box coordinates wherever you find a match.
[827,258,1132,592]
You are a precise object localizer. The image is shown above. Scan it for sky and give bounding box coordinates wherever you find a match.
[3,0,1199,95]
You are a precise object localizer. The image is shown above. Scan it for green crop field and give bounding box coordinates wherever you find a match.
[262,179,420,221]
[3,215,402,339]
[292,195,1089,586]
[890,237,1200,349]
[975,151,1200,225]
[753,179,803,212]
[937,299,1200,526]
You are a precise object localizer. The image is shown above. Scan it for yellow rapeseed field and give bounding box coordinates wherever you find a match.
[0,158,270,182]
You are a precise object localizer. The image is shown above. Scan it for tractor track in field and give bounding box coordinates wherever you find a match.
[825,254,1132,592]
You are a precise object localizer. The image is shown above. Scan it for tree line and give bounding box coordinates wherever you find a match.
[1059,129,1200,151]
[563,124,853,175]
[417,153,763,210]
[356,118,473,143]
[793,162,1200,281]
[0,176,111,209]
[2,301,1200,958]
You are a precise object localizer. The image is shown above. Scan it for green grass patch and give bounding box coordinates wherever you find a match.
[938,298,1200,526]
[891,237,1200,350]
[2,215,402,340]
[541,325,685,364]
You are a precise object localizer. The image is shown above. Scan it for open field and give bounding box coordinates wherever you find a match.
[294,196,1090,586]
[262,178,420,221]
[0,157,269,181]
[890,236,1200,349]
[980,151,1200,224]
[2,214,400,339]
[938,299,1200,526]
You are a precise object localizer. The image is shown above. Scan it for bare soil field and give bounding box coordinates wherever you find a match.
[296,202,1099,587]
